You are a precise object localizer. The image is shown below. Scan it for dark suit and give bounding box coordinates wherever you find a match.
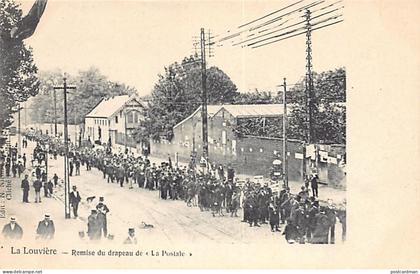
[87,214,101,240]
[69,190,81,217]
[36,220,55,239]
[311,176,319,197]
[2,223,23,239]
[96,203,109,237]
[21,179,30,202]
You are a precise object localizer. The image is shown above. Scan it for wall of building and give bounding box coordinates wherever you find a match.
[85,117,110,144]
[151,134,346,188]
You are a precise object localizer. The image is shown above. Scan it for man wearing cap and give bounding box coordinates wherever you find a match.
[96,197,110,237]
[69,186,82,218]
[36,214,55,240]
[2,216,23,240]
[21,174,30,203]
[325,199,337,244]
[310,174,319,198]
[123,228,137,244]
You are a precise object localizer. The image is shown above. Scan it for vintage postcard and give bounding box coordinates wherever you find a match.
[0,0,419,270]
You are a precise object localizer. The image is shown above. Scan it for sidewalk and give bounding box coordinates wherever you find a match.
[0,136,87,247]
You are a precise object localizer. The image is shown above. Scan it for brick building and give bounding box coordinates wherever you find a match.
[150,103,346,187]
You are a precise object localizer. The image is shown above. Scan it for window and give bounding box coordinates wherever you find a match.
[120,110,123,118]
[134,112,139,123]
[127,111,133,123]
[115,116,118,123]
[221,130,227,145]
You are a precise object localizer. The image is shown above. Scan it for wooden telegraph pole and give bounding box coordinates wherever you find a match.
[282,78,288,188]
[200,28,209,165]
[54,75,76,219]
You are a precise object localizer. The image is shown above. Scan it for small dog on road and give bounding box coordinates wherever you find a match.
[140,221,154,229]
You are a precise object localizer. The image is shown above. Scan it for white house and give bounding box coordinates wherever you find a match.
[84,95,144,147]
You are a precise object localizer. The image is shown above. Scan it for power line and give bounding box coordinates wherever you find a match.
[247,0,325,32]
[216,0,325,44]
[237,0,305,29]
[216,0,344,49]
[246,13,342,48]
[231,4,343,47]
[251,17,342,49]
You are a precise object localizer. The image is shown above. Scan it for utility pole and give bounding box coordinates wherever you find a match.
[17,103,21,155]
[24,102,27,128]
[282,78,288,188]
[124,109,128,153]
[200,27,209,163]
[74,110,77,147]
[53,88,57,136]
[304,9,315,180]
[54,75,76,219]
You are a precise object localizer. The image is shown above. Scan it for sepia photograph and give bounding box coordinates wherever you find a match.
[0,0,418,271]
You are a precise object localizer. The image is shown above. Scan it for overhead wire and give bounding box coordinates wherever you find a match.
[216,0,325,44]
[251,17,343,49]
[237,0,305,28]
[229,2,343,47]
[245,13,342,48]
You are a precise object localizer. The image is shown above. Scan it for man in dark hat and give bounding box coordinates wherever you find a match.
[21,174,30,203]
[123,228,137,244]
[310,173,319,198]
[53,173,59,187]
[311,206,331,244]
[307,200,320,242]
[36,214,55,240]
[69,186,81,218]
[227,164,235,183]
[298,186,310,202]
[33,177,42,203]
[2,216,23,240]
[325,199,337,244]
[87,210,100,240]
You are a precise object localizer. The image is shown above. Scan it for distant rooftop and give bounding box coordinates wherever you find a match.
[221,104,286,118]
[85,95,133,118]
[174,104,288,129]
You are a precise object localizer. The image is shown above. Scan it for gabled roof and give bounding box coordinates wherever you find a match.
[174,104,289,129]
[85,95,141,118]
[220,104,286,118]
[173,105,223,129]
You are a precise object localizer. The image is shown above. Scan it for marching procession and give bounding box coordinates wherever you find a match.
[0,130,346,245]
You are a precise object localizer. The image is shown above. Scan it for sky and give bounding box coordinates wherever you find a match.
[19,0,346,96]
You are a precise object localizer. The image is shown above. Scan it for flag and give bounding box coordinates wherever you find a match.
[10,0,48,40]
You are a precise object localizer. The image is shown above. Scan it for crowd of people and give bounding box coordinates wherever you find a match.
[2,130,346,244]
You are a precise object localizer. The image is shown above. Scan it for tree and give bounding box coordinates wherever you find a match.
[231,68,346,144]
[136,55,238,141]
[287,67,346,144]
[0,0,40,143]
[29,67,137,125]
[233,89,274,104]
